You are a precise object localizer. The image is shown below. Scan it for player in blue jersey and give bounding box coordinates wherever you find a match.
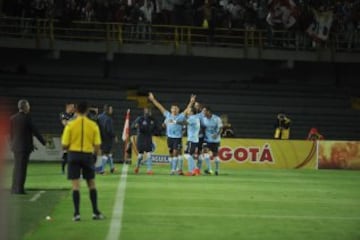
[148,92,196,175]
[194,101,206,173]
[202,106,223,176]
[181,107,201,176]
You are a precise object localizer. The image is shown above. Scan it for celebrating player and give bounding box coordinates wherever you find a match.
[181,107,201,176]
[148,92,195,175]
[202,107,223,175]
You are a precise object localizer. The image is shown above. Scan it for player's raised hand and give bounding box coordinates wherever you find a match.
[190,94,196,103]
[148,92,155,101]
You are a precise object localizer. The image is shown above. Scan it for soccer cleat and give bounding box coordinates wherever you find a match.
[147,170,154,175]
[92,213,105,220]
[204,169,213,175]
[177,169,184,175]
[170,170,175,175]
[194,168,201,175]
[73,214,81,221]
[134,167,139,174]
[110,168,115,174]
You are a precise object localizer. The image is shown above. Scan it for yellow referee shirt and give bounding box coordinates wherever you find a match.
[61,115,101,153]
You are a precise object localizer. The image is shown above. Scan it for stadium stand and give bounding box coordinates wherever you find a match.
[0,57,359,142]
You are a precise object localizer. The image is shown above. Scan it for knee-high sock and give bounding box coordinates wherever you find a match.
[204,153,211,171]
[72,190,80,215]
[108,154,114,170]
[197,155,203,170]
[215,156,220,172]
[136,154,143,168]
[101,156,107,172]
[89,189,100,214]
[178,155,184,170]
[172,157,178,171]
[168,157,173,170]
[185,154,194,172]
[146,153,152,171]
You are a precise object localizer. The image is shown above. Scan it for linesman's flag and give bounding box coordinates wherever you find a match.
[122,109,130,141]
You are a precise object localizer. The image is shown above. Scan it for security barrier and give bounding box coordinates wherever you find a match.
[0,16,359,52]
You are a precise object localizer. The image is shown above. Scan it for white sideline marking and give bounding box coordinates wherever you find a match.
[106,164,129,240]
[29,191,46,202]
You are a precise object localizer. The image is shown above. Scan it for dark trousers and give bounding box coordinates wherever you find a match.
[11,151,31,194]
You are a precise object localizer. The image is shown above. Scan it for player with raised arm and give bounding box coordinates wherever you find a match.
[194,101,205,173]
[148,92,195,175]
[202,107,223,176]
[179,107,201,176]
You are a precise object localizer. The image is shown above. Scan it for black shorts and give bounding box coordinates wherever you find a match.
[62,152,68,162]
[185,141,199,155]
[167,137,182,154]
[203,142,220,155]
[67,152,95,180]
[198,137,205,152]
[137,135,153,154]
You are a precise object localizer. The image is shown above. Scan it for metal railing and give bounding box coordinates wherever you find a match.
[0,16,359,52]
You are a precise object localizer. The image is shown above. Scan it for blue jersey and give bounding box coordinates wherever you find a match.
[164,111,185,138]
[202,114,223,143]
[195,112,205,138]
[187,115,200,143]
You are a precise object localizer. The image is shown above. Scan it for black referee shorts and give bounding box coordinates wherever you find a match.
[67,152,95,180]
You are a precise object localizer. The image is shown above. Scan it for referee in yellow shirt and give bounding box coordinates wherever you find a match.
[61,101,104,221]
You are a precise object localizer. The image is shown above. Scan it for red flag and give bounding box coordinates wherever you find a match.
[122,109,130,141]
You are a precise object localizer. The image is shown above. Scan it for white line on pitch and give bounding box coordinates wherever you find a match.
[29,191,46,202]
[106,164,129,240]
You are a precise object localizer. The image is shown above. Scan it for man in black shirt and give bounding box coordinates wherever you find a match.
[10,99,46,194]
[132,108,157,175]
[97,104,117,174]
[59,102,75,174]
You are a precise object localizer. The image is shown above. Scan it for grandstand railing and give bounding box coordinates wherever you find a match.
[0,16,359,52]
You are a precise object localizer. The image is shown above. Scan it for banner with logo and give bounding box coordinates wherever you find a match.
[5,135,63,161]
[318,141,360,170]
[306,9,333,41]
[131,136,318,169]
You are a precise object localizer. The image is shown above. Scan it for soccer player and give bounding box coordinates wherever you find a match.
[59,102,75,174]
[180,107,201,176]
[148,92,195,175]
[194,101,205,172]
[97,104,118,174]
[61,101,104,221]
[202,107,223,176]
[132,107,157,174]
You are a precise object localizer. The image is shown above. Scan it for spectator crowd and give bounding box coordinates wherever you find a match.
[1,0,360,45]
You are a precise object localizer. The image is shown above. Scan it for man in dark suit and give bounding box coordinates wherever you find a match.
[10,99,46,194]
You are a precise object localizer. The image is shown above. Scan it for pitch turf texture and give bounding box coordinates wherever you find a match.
[4,163,360,240]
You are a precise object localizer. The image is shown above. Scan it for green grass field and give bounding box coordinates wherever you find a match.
[3,163,360,240]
